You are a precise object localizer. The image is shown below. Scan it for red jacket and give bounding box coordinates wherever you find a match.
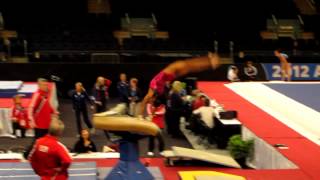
[28,135,72,180]
[105,79,112,87]
[93,79,112,101]
[192,98,205,110]
[28,89,57,129]
[11,105,30,129]
[147,104,166,129]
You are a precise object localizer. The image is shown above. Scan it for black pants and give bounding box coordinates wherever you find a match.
[166,109,182,137]
[148,132,165,152]
[12,122,26,138]
[75,108,93,134]
[96,100,107,113]
[24,128,48,159]
[165,110,172,134]
[95,101,112,140]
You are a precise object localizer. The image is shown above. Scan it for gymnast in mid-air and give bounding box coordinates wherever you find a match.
[139,52,220,116]
[93,52,220,138]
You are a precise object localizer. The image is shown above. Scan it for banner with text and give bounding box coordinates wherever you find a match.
[262,63,320,80]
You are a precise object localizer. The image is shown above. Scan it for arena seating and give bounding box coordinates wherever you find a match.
[0,0,319,62]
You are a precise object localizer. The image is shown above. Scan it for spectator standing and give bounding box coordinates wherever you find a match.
[117,73,130,104]
[11,94,30,138]
[128,78,142,116]
[71,82,95,136]
[93,76,111,113]
[28,78,58,139]
[166,81,184,138]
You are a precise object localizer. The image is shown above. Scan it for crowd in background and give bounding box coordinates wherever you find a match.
[8,71,223,179]
[9,73,219,178]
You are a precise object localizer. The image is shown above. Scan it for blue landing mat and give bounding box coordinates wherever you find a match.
[265,83,320,112]
[0,162,97,180]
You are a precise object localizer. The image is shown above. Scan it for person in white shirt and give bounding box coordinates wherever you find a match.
[192,98,216,128]
[227,65,240,82]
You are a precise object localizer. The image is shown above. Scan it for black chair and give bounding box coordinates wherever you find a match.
[190,114,217,146]
[197,120,212,146]
[188,114,202,135]
[208,118,218,144]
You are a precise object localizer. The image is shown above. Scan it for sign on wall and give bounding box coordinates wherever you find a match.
[262,63,320,80]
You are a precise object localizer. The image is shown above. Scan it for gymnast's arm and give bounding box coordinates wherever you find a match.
[140,89,155,117]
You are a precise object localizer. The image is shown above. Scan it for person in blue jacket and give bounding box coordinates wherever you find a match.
[117,73,130,104]
[71,82,94,135]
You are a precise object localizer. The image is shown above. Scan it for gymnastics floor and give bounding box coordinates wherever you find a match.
[198,81,320,180]
[1,81,319,180]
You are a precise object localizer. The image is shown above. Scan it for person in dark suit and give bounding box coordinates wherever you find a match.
[166,81,185,138]
[73,129,97,153]
[71,82,94,135]
[117,73,130,104]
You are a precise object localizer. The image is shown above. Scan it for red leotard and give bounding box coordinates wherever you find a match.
[149,71,175,96]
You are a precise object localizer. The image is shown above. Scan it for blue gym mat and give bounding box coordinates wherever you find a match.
[0,162,97,179]
[98,167,164,180]
[264,83,320,112]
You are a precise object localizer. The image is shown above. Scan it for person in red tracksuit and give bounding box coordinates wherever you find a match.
[11,94,30,138]
[28,78,58,139]
[29,118,72,180]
